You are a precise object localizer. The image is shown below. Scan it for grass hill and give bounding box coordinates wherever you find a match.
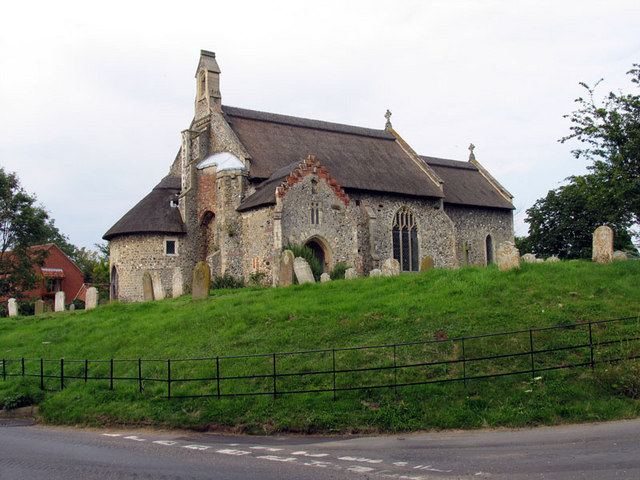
[0,260,639,433]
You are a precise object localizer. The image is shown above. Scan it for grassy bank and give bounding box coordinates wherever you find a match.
[0,260,639,433]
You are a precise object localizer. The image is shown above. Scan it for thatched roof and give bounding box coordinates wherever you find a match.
[103,176,185,240]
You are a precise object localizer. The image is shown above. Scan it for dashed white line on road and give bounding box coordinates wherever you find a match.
[250,446,283,452]
[347,465,376,473]
[102,433,122,437]
[124,435,146,442]
[183,445,211,451]
[153,440,178,446]
[292,451,330,457]
[256,455,297,463]
[338,456,383,464]
[216,448,251,456]
[393,461,409,466]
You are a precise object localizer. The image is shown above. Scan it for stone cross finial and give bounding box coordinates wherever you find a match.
[384,109,392,129]
[468,143,476,161]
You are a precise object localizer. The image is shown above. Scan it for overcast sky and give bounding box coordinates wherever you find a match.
[1,0,639,250]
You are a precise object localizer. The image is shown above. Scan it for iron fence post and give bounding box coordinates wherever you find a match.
[529,329,535,379]
[462,338,467,387]
[84,359,88,383]
[332,349,336,401]
[393,344,397,394]
[167,359,171,399]
[40,358,44,390]
[60,358,64,390]
[216,356,220,399]
[110,359,114,390]
[138,358,142,393]
[2,358,5,381]
[588,321,595,370]
[22,357,25,377]
[272,353,277,400]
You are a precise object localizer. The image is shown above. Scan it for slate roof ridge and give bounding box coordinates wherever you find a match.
[222,105,395,140]
[420,155,478,171]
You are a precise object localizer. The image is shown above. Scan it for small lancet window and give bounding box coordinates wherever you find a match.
[392,207,419,272]
[310,201,321,225]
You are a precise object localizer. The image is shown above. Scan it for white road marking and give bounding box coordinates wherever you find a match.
[124,435,146,442]
[256,455,297,463]
[414,465,452,473]
[216,448,251,456]
[102,433,122,437]
[250,446,283,452]
[183,445,211,451]
[338,456,383,464]
[292,451,330,457]
[153,440,178,446]
[393,461,409,466]
[347,465,376,473]
[301,460,332,468]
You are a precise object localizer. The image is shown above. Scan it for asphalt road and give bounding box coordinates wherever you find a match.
[1,418,639,479]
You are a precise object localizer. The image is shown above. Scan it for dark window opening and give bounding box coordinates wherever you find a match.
[165,240,177,255]
[392,207,419,272]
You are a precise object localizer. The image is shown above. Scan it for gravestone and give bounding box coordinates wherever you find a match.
[54,291,66,312]
[7,298,18,317]
[34,299,44,315]
[192,261,211,300]
[293,257,315,284]
[344,268,358,280]
[369,268,382,278]
[142,271,154,301]
[68,303,75,311]
[496,241,520,271]
[152,272,164,300]
[85,287,98,310]
[521,253,537,263]
[613,250,628,261]
[172,267,183,298]
[279,250,295,287]
[592,225,614,264]
[419,256,434,273]
[381,258,400,277]
[320,273,331,283]
[546,256,560,263]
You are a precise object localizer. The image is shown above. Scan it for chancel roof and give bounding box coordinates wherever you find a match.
[103,176,186,240]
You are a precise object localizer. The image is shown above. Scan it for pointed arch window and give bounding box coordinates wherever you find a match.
[392,207,419,272]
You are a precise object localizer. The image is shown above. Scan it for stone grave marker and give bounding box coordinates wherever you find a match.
[293,257,315,284]
[613,250,628,261]
[344,268,358,280]
[192,261,211,300]
[592,225,614,264]
[7,298,18,317]
[279,250,295,287]
[381,258,400,277]
[320,273,331,283]
[546,256,560,263]
[369,268,382,278]
[34,299,44,315]
[69,303,75,311]
[152,272,164,300]
[521,253,537,263]
[54,291,66,312]
[85,287,98,310]
[419,256,434,273]
[172,267,183,298]
[496,241,520,271]
[142,271,154,302]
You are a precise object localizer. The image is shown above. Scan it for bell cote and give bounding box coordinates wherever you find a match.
[195,50,222,119]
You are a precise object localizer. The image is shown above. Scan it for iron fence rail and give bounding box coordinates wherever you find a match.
[1,316,638,400]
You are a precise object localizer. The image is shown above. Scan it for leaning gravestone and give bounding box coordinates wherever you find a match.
[369,268,382,278]
[279,250,295,287]
[496,241,520,271]
[172,267,183,298]
[612,250,628,261]
[34,299,44,315]
[192,261,211,300]
[381,258,400,277]
[419,256,434,273]
[546,256,560,263]
[521,253,537,263]
[592,225,614,264]
[152,272,164,300]
[54,291,66,312]
[7,298,18,317]
[344,268,358,280]
[142,271,154,301]
[293,257,315,284]
[320,273,331,283]
[85,287,98,310]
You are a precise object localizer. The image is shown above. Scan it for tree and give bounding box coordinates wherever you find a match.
[561,65,640,224]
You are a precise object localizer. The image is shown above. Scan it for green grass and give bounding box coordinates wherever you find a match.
[1,260,639,433]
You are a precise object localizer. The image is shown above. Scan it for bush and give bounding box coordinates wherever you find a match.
[0,380,45,410]
[330,263,351,280]
[211,273,245,290]
[594,360,640,399]
[284,244,322,282]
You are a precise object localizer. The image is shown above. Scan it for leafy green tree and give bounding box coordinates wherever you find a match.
[561,64,640,224]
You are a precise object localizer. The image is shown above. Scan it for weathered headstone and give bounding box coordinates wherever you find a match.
[142,271,154,302]
[152,272,164,300]
[34,299,44,315]
[381,258,400,277]
[172,267,183,298]
[68,303,75,311]
[192,261,211,299]
[7,298,18,317]
[293,257,315,284]
[419,256,434,273]
[85,287,98,310]
[320,273,331,283]
[344,268,358,280]
[496,241,520,271]
[592,225,614,264]
[54,291,66,312]
[369,268,382,278]
[546,256,560,263]
[612,250,628,261]
[521,253,537,263]
[279,250,295,287]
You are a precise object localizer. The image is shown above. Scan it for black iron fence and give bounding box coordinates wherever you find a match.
[2,316,639,400]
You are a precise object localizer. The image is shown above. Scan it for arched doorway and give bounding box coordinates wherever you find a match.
[110,266,119,300]
[305,237,330,273]
[486,234,494,265]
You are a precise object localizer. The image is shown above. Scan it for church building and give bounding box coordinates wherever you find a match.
[104,51,514,302]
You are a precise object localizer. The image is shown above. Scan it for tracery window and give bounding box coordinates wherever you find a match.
[392,207,419,272]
